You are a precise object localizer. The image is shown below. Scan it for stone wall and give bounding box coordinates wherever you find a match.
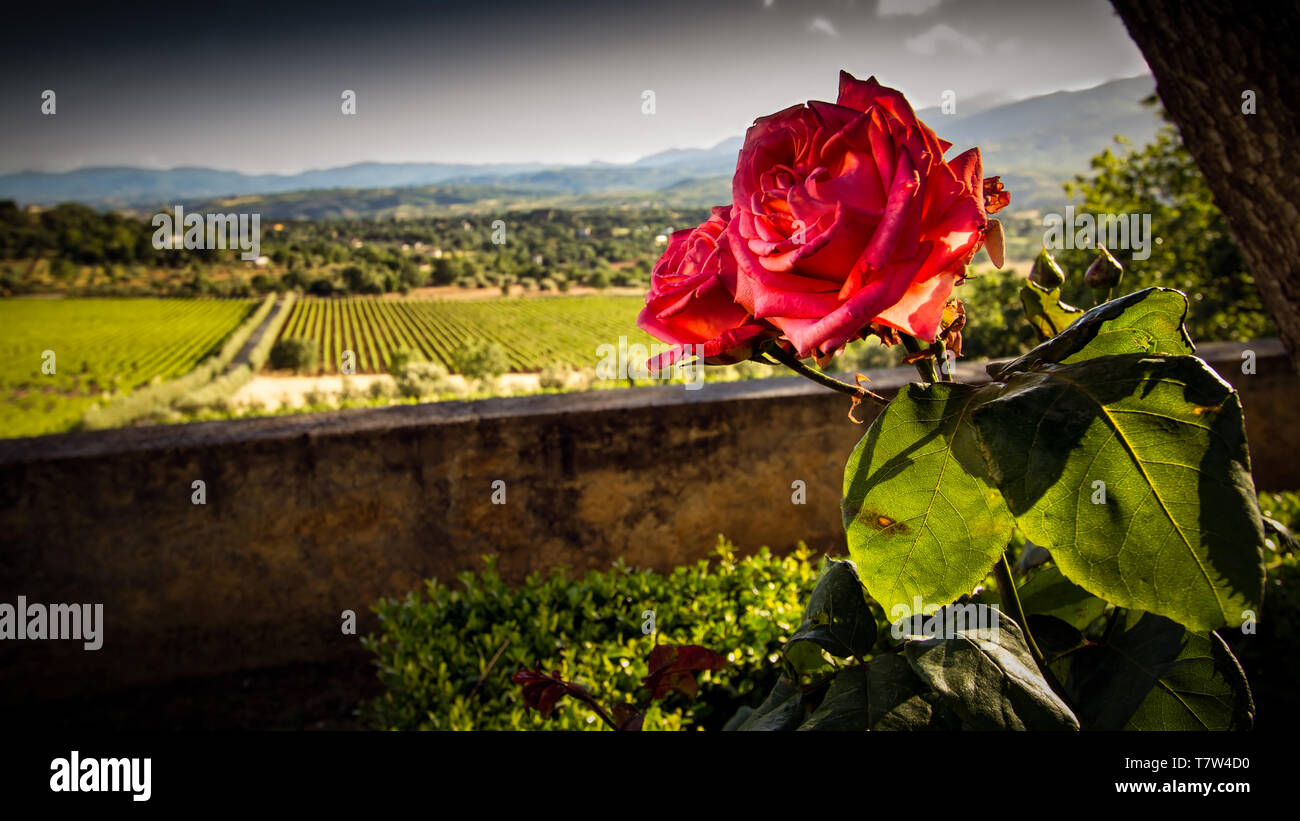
[0,339,1294,714]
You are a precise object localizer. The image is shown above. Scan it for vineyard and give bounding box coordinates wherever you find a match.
[273,295,656,374]
[0,298,255,437]
[1,293,664,439]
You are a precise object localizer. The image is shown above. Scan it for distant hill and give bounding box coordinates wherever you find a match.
[0,162,544,211]
[627,138,744,170]
[186,178,738,221]
[927,74,1160,208]
[0,75,1158,216]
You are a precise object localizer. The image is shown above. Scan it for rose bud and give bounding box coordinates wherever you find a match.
[983,177,1010,215]
[1030,248,1066,288]
[1084,245,1124,291]
[938,297,966,358]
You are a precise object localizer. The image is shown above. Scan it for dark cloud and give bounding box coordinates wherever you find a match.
[0,0,1148,173]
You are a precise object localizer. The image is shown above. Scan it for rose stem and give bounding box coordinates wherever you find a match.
[570,687,620,730]
[900,335,938,383]
[930,338,952,382]
[992,552,1070,703]
[763,343,888,406]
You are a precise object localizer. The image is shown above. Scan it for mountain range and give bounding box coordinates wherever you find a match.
[0,75,1160,218]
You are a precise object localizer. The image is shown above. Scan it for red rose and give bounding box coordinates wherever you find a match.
[636,205,774,371]
[727,71,1005,358]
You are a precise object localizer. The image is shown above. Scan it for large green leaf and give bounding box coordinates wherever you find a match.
[991,287,1195,379]
[735,676,804,731]
[1019,279,1083,340]
[1066,610,1254,730]
[972,354,1266,631]
[798,659,966,731]
[1018,566,1107,632]
[844,290,1262,635]
[902,609,1079,730]
[842,382,1015,620]
[797,666,870,731]
[865,653,959,730]
[785,559,878,662]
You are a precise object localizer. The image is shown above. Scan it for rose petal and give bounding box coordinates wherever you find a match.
[838,149,918,299]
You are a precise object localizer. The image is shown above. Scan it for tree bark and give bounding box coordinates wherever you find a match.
[1110,0,1300,370]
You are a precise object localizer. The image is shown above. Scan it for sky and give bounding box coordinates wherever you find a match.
[0,0,1151,175]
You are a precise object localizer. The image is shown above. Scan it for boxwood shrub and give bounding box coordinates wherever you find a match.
[361,538,823,730]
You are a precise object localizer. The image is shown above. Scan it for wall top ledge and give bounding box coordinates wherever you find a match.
[0,338,1280,466]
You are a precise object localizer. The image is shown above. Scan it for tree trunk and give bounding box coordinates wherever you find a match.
[1110,0,1300,370]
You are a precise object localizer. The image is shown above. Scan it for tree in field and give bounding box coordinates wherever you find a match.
[430,257,459,286]
[397,258,423,290]
[1055,116,1271,344]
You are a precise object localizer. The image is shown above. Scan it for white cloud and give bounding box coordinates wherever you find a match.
[808,17,839,37]
[878,0,942,16]
[904,23,981,56]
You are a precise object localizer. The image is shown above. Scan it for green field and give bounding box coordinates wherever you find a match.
[274,295,656,374]
[0,294,667,438]
[0,298,255,437]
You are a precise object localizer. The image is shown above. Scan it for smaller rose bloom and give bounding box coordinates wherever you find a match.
[637,205,775,371]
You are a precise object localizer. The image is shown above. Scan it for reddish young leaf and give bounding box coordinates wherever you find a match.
[641,645,727,701]
[611,703,645,731]
[512,669,592,719]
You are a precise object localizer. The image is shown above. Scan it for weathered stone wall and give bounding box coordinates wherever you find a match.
[0,340,1293,710]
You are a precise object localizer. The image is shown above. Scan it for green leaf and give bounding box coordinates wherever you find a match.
[843,382,1015,620]
[903,609,1079,730]
[992,287,1195,379]
[1019,279,1084,340]
[1018,566,1107,632]
[721,706,755,731]
[798,667,870,731]
[1026,614,1089,664]
[783,640,836,678]
[1066,610,1254,730]
[972,354,1266,631]
[785,559,878,661]
[1262,514,1298,555]
[891,599,1002,643]
[1017,567,1104,668]
[735,676,804,731]
[866,653,959,730]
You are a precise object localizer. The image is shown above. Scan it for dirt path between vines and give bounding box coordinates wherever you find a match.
[228,295,286,369]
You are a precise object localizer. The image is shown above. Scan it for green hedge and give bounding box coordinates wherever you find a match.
[174,364,253,412]
[363,493,1300,731]
[361,539,822,730]
[175,292,297,412]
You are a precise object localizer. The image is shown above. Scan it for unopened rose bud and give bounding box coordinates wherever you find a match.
[939,298,965,357]
[1084,246,1123,290]
[1029,248,1065,288]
